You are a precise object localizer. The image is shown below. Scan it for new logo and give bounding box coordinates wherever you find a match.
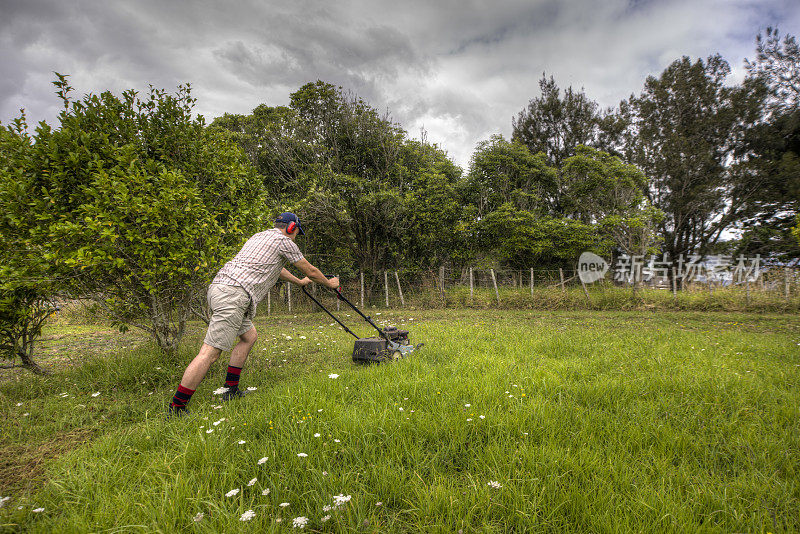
[578,252,608,283]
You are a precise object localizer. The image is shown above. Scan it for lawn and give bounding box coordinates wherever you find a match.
[1,310,798,532]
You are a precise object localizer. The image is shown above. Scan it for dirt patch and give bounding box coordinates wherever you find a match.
[0,428,95,495]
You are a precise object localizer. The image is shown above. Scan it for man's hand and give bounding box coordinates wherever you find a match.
[298,277,312,287]
[327,276,340,290]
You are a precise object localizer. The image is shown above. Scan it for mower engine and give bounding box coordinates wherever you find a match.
[352,326,412,363]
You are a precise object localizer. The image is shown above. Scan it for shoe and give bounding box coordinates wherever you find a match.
[165,404,190,419]
[221,388,249,401]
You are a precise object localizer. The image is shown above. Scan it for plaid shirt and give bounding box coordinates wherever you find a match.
[212,228,305,316]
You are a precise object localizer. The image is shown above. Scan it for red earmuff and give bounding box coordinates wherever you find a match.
[287,221,297,234]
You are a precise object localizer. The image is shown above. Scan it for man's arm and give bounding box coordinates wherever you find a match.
[291,259,340,289]
[279,268,310,286]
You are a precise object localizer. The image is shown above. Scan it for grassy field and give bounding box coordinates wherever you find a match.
[1,309,798,532]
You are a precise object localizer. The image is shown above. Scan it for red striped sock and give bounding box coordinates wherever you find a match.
[170,384,195,409]
[225,365,242,389]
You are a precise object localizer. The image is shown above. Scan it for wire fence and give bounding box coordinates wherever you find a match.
[48,265,800,325]
[255,266,800,315]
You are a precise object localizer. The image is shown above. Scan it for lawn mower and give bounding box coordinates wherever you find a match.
[301,279,422,363]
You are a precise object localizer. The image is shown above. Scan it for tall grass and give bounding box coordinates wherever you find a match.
[2,310,799,532]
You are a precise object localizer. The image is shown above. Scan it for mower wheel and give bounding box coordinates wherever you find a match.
[392,350,402,360]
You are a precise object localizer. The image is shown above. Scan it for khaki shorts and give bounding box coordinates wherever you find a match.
[203,284,255,351]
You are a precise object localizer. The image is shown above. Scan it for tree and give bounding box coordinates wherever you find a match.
[734,29,800,260]
[745,27,800,112]
[214,81,459,274]
[559,146,648,223]
[733,107,800,259]
[0,116,58,373]
[465,135,556,217]
[621,55,759,264]
[400,139,470,268]
[512,75,618,167]
[473,204,603,270]
[211,104,312,205]
[560,146,663,257]
[15,75,266,354]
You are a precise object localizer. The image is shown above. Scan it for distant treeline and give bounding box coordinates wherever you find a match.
[210,27,800,274]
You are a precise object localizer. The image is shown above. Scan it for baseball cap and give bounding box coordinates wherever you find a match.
[275,212,305,235]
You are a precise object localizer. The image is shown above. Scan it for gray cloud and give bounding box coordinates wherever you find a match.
[1,0,798,168]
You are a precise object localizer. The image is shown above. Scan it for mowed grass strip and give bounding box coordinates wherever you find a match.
[2,311,799,533]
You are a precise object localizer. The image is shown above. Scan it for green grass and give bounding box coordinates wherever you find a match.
[1,310,799,532]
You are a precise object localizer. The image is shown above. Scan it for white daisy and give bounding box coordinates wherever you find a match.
[464,403,470,407]
[193,512,204,522]
[206,429,214,434]
[225,488,240,497]
[333,494,352,506]
[314,433,321,437]
[297,452,308,457]
[247,477,257,486]
[322,505,332,512]
[279,502,290,508]
[261,488,270,496]
[91,392,101,397]
[334,439,340,443]
[238,440,246,445]
[32,507,44,513]
[292,516,309,528]
[213,387,230,395]
[0,496,10,508]
[246,386,258,391]
[258,457,268,465]
[240,509,256,521]
[321,514,331,522]
[328,374,339,379]
[487,481,502,489]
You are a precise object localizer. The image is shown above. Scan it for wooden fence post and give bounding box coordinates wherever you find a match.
[580,275,590,301]
[745,278,750,307]
[785,268,790,299]
[384,270,390,307]
[559,268,566,295]
[530,267,534,296]
[490,268,500,305]
[439,266,446,301]
[287,282,292,313]
[394,271,405,307]
[360,271,365,309]
[469,267,474,301]
[671,267,677,298]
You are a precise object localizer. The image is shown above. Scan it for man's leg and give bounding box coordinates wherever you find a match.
[169,343,222,413]
[222,327,257,398]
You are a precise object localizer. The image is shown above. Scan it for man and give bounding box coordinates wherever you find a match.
[168,212,339,415]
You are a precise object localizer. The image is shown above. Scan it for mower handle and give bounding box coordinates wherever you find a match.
[301,277,387,340]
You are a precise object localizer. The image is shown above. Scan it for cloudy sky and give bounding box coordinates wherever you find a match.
[1,0,798,168]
